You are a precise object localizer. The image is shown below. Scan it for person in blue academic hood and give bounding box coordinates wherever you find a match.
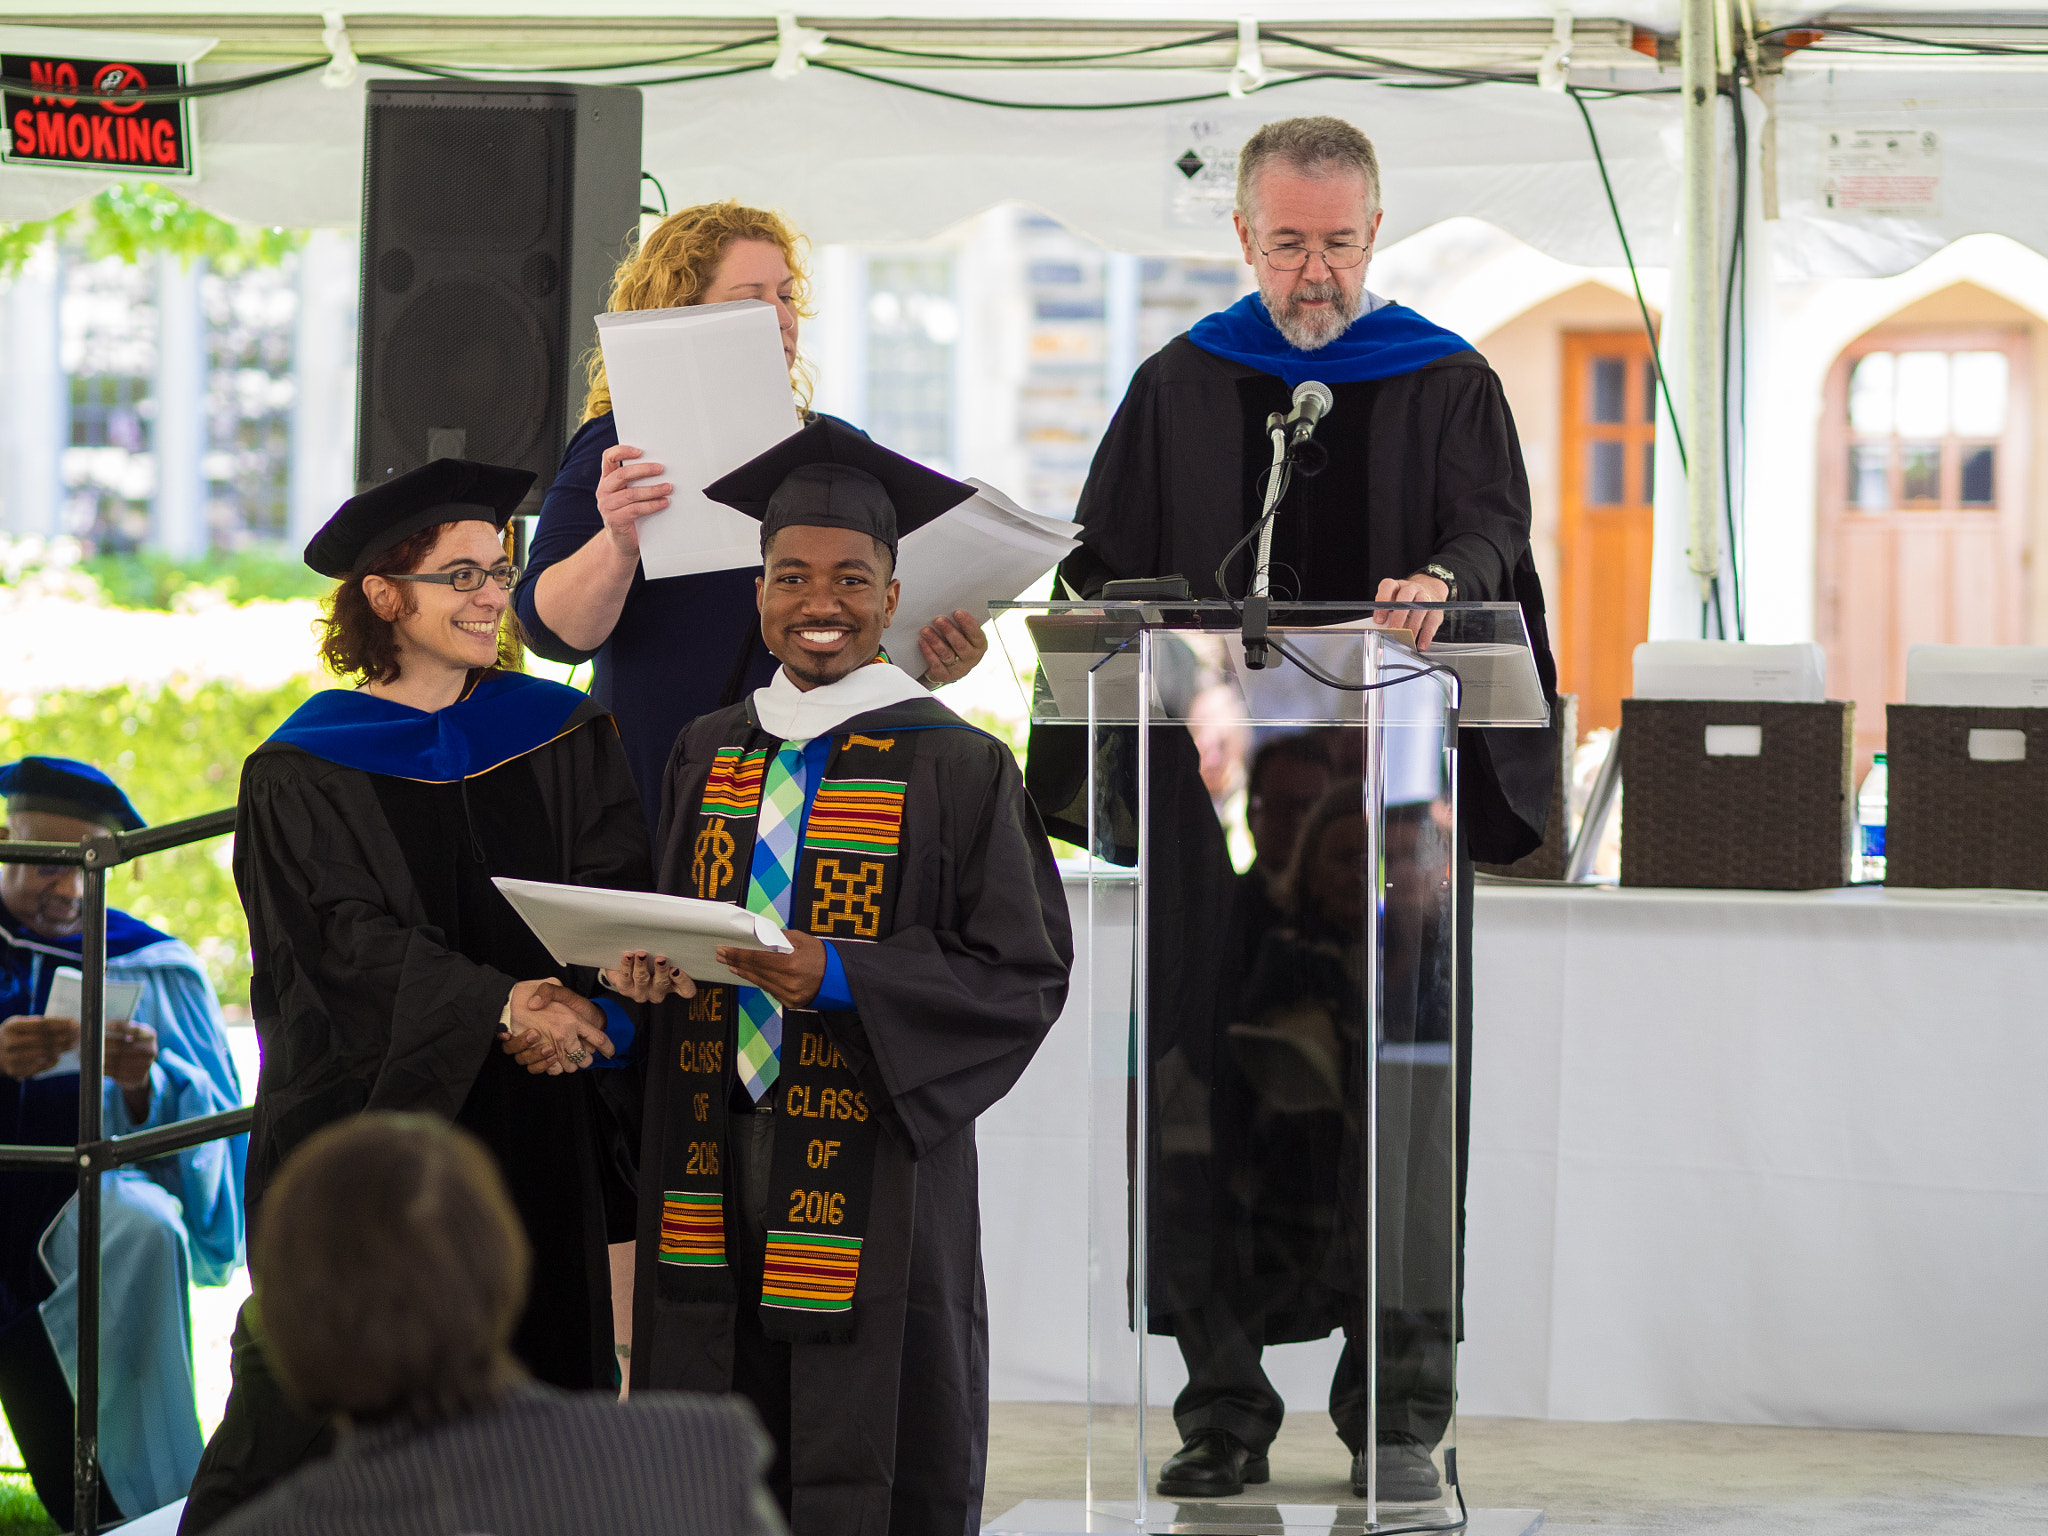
[179,460,656,1535]
[1026,116,1560,1506]
[0,757,246,1530]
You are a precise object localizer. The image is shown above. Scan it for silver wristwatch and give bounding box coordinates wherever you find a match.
[1422,562,1458,600]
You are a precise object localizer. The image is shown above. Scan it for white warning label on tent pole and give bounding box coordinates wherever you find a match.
[1819,127,1941,216]
[1167,116,1254,229]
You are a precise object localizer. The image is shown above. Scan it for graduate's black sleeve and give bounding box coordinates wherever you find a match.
[1422,365,1533,603]
[238,754,514,1127]
[825,740,1074,1159]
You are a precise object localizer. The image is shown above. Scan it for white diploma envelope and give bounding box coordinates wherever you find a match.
[492,878,793,988]
[892,480,1079,645]
[596,300,801,580]
[35,966,145,1079]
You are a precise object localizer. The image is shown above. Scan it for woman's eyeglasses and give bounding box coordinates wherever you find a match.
[381,563,521,593]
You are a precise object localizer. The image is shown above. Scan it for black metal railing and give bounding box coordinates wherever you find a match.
[0,807,251,1536]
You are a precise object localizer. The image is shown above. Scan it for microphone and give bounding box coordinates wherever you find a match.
[1284,380,1334,444]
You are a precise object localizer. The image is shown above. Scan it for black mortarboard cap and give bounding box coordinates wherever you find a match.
[701,417,974,556]
[0,757,145,832]
[304,459,536,578]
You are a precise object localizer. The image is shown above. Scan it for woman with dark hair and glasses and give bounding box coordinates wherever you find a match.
[181,460,655,1533]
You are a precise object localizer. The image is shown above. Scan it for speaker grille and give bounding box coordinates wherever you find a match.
[377,277,553,467]
[357,91,576,492]
[377,106,556,251]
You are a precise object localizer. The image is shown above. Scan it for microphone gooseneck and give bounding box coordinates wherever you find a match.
[1244,380,1335,669]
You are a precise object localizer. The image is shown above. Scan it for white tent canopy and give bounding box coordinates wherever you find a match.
[10,3,2048,640]
[5,5,2048,278]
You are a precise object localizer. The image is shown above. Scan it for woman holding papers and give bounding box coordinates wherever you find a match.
[515,201,989,828]
[181,461,653,1533]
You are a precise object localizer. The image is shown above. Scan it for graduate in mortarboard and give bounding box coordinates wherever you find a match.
[0,758,244,1529]
[181,462,654,1533]
[608,420,1072,1535]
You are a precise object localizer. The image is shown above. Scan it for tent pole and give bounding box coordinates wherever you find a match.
[1681,0,1723,624]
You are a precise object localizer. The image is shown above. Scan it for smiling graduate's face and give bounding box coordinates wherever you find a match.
[756,524,900,692]
[364,521,509,680]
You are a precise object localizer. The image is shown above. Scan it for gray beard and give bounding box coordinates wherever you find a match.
[1264,276,1368,351]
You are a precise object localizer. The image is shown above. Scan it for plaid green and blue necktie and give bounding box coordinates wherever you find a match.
[735,743,808,1102]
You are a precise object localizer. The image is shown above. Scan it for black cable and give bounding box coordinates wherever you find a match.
[818,28,1235,66]
[806,60,1446,111]
[641,171,669,215]
[1757,20,2048,57]
[1566,85,1688,477]
[1721,80,1748,641]
[365,35,777,74]
[0,58,325,103]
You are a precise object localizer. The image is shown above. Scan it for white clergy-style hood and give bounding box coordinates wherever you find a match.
[753,657,929,744]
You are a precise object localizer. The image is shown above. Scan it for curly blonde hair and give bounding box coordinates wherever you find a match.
[580,200,815,422]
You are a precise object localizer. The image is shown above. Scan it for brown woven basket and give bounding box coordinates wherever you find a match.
[1885,704,2048,889]
[1619,698,1853,890]
[1476,694,1577,880]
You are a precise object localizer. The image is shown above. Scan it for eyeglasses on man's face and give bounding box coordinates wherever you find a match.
[381,563,522,593]
[1257,240,1369,272]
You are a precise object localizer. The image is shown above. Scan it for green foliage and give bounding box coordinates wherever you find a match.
[1,677,322,1003]
[80,548,330,610]
[0,1474,56,1536]
[0,182,303,279]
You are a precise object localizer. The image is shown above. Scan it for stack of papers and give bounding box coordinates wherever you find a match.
[892,478,1080,644]
[492,878,793,988]
[1905,645,2048,707]
[1632,641,1828,703]
[34,967,144,1079]
[596,300,802,579]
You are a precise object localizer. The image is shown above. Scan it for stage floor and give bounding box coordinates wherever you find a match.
[981,1406,2048,1536]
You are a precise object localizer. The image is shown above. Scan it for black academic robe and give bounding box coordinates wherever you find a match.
[1046,333,1558,862]
[635,694,1072,1536]
[233,702,650,1378]
[1026,335,1534,1341]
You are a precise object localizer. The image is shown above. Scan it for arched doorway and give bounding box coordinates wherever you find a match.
[1817,311,2032,767]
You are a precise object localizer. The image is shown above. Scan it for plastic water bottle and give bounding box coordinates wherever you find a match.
[1857,753,1888,883]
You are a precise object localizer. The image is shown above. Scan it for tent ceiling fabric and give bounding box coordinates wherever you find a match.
[4,8,2048,276]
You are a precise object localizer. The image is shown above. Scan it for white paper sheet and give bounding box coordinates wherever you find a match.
[892,484,1079,648]
[596,300,802,580]
[1632,640,1828,703]
[1905,644,2048,707]
[491,878,793,988]
[34,966,145,1079]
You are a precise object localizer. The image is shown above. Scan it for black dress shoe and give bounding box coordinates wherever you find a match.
[1349,1433,1442,1503]
[1157,1429,1272,1497]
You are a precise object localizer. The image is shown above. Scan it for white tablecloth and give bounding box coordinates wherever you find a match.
[1459,882,2048,1436]
[979,879,2048,1434]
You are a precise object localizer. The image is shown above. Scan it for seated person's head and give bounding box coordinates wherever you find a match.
[0,757,144,939]
[255,1113,528,1429]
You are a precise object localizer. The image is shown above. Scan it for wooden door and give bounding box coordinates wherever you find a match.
[1558,331,1658,737]
[1818,329,2030,768]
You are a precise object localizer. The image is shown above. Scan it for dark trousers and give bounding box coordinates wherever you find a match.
[726,1103,794,1515]
[0,1306,122,1532]
[1170,1298,1454,1456]
[177,1303,335,1534]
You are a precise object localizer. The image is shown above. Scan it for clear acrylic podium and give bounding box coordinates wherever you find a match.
[995,601,1548,1536]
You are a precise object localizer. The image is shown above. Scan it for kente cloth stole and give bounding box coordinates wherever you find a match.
[658,727,914,1343]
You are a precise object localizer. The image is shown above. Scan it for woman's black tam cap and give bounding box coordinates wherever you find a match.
[305,459,536,578]
[701,417,974,556]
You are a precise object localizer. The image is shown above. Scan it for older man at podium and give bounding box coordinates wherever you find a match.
[1028,115,1557,1504]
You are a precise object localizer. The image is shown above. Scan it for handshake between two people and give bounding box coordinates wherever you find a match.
[496,930,831,1075]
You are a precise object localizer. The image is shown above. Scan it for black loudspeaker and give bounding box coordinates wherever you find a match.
[355,79,642,507]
